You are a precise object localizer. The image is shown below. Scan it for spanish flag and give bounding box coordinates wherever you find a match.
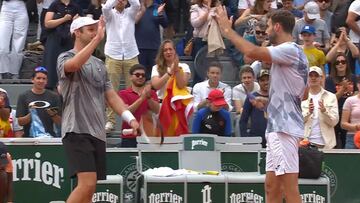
[159,70,193,136]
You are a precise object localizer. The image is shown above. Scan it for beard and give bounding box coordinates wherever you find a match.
[268,32,277,45]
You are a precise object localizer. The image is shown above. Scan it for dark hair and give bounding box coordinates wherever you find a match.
[330,52,352,82]
[207,61,223,72]
[129,64,146,75]
[269,10,295,34]
[239,65,255,77]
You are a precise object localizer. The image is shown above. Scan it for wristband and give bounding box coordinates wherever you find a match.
[121,110,136,124]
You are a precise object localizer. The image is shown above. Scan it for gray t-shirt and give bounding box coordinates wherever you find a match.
[292,18,330,45]
[266,42,309,137]
[57,50,113,142]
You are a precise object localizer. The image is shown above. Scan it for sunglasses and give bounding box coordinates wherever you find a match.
[255,30,267,35]
[132,73,146,78]
[335,60,346,65]
[35,66,48,72]
[317,0,329,3]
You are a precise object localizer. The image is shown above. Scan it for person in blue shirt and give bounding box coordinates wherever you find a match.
[240,69,270,147]
[192,89,232,136]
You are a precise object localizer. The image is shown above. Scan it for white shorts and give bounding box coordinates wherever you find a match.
[265,132,300,176]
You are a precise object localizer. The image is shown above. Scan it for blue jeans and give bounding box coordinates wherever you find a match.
[345,134,356,149]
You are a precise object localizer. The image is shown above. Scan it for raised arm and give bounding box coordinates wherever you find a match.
[215,6,272,63]
[63,17,105,73]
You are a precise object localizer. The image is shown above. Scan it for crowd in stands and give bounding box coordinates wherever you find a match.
[1,0,360,150]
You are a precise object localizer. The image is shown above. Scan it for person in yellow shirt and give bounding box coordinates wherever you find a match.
[301,25,326,68]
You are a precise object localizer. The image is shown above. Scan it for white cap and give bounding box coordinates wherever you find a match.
[309,66,323,76]
[0,88,7,94]
[70,17,99,34]
[304,1,320,20]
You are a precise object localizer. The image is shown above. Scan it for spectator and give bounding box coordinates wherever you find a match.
[302,66,339,149]
[341,78,360,149]
[237,0,278,17]
[151,39,191,100]
[10,109,24,137]
[234,0,272,37]
[192,89,232,136]
[0,88,11,137]
[240,69,269,147]
[0,141,13,203]
[346,0,360,48]
[38,0,56,44]
[43,0,83,90]
[300,25,326,71]
[325,52,358,148]
[232,65,260,114]
[151,39,192,136]
[135,0,168,80]
[190,0,216,59]
[250,59,271,79]
[331,0,353,34]
[243,19,269,64]
[192,61,232,111]
[118,64,160,147]
[326,27,359,65]
[86,0,103,20]
[0,0,29,79]
[102,0,141,132]
[282,0,303,19]
[316,0,333,34]
[293,1,330,52]
[16,67,62,138]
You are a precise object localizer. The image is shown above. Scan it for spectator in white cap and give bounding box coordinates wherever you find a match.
[301,66,338,149]
[57,16,139,203]
[292,1,330,52]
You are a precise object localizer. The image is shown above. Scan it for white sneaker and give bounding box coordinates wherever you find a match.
[105,122,115,133]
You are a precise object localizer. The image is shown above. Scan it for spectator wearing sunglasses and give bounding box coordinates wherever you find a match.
[325,52,358,148]
[118,64,160,147]
[16,67,62,138]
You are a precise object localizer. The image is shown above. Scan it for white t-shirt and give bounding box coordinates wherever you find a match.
[151,63,191,99]
[349,0,360,43]
[309,93,325,145]
[232,82,260,101]
[238,0,280,10]
[266,42,309,137]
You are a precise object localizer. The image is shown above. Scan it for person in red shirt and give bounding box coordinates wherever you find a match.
[0,141,13,203]
[118,64,160,147]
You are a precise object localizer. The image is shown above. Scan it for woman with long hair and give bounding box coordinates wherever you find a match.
[234,0,272,36]
[325,52,358,148]
[151,40,192,99]
[151,40,192,136]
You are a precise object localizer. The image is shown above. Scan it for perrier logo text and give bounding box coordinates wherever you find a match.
[148,190,183,203]
[12,152,64,189]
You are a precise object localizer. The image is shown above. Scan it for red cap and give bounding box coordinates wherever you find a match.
[354,131,360,149]
[207,89,227,107]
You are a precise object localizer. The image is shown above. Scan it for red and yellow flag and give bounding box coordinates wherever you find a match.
[159,70,193,136]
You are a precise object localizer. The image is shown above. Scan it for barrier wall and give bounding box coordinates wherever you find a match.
[2,138,360,203]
